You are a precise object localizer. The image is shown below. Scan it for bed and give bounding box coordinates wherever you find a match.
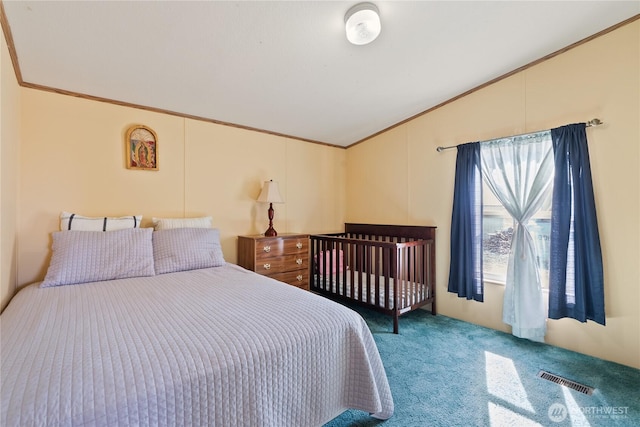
[1,223,393,426]
[310,223,436,334]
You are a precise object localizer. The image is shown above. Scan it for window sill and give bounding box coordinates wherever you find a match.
[483,277,505,286]
[482,278,550,294]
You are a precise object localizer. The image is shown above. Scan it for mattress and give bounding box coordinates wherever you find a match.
[1,264,393,426]
[313,272,429,309]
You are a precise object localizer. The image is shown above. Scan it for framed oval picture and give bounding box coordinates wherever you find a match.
[126,125,158,170]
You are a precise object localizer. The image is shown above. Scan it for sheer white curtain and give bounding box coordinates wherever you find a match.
[481,131,553,342]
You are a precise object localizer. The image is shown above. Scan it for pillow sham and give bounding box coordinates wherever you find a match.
[152,216,213,230]
[152,228,225,275]
[60,211,142,231]
[41,228,155,288]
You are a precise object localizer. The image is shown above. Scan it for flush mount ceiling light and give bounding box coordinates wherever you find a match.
[345,3,381,45]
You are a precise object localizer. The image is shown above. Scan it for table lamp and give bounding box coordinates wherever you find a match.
[257,180,284,236]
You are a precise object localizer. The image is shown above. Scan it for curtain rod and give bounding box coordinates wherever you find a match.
[435,118,603,152]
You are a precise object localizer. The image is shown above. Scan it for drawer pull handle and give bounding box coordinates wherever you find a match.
[296,242,303,249]
[296,275,303,281]
[263,246,271,253]
[296,258,303,265]
[263,263,271,270]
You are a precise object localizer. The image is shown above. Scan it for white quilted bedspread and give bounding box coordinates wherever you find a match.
[1,264,393,426]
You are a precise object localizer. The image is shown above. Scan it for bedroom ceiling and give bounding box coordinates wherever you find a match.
[2,1,638,147]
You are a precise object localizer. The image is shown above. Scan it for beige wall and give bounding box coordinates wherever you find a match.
[346,21,640,368]
[17,90,346,287]
[1,28,20,310]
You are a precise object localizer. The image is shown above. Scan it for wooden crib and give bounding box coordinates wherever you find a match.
[310,223,436,333]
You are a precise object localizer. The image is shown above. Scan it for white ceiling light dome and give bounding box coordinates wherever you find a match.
[345,3,381,45]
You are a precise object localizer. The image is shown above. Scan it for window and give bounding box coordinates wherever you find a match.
[482,181,552,288]
[448,123,605,331]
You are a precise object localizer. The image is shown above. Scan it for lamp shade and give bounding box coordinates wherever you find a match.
[257,180,284,204]
[345,3,381,45]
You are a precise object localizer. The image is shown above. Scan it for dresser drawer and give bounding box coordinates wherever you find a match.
[255,254,308,275]
[268,270,309,290]
[255,237,307,258]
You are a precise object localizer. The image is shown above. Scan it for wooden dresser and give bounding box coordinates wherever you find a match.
[237,234,309,290]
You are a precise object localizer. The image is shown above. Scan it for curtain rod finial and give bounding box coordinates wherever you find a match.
[587,118,603,127]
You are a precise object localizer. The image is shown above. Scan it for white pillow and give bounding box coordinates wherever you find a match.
[152,228,225,274]
[41,228,155,287]
[152,216,212,230]
[60,211,142,231]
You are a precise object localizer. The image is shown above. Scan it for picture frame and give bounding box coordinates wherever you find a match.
[125,125,158,170]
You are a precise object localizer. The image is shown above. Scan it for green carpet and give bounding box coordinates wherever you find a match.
[325,305,640,427]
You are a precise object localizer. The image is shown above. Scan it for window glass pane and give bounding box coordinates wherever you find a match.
[482,183,551,288]
[529,192,551,289]
[482,188,512,283]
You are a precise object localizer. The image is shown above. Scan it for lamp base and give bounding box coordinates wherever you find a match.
[264,202,277,236]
